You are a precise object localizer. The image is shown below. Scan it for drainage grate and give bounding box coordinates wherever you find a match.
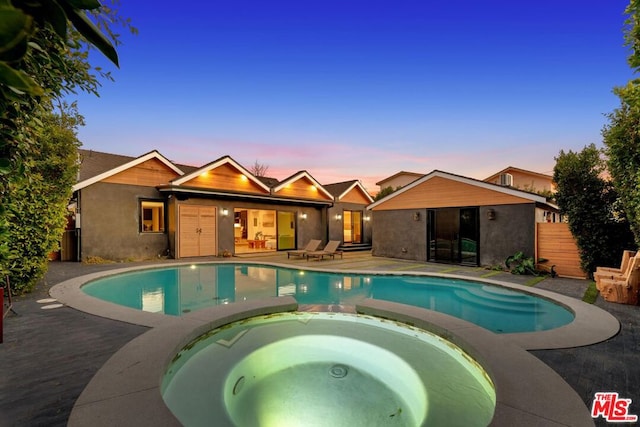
[329,364,348,378]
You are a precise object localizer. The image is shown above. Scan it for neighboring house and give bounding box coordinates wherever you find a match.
[67,149,372,261]
[484,166,555,193]
[484,166,561,223]
[367,170,560,267]
[375,171,423,192]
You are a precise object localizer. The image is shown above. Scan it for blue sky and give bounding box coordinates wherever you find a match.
[75,0,633,192]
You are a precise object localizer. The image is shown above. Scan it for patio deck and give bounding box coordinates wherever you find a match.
[1,252,638,426]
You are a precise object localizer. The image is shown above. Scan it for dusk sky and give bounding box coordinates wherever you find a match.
[75,0,633,192]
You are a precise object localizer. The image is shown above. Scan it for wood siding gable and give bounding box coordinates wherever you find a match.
[371,175,535,210]
[340,186,373,204]
[102,158,180,187]
[273,176,333,201]
[177,162,269,195]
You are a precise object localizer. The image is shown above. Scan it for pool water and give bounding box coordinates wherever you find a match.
[82,263,574,333]
[161,312,496,426]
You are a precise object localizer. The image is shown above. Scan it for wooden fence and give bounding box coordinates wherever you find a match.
[535,222,586,278]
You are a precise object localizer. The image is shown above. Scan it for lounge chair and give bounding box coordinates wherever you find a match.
[598,255,640,305]
[305,240,343,261]
[595,251,638,291]
[287,239,321,259]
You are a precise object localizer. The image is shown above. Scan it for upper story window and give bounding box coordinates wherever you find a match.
[141,200,165,233]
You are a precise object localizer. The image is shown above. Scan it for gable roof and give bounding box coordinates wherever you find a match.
[73,149,186,191]
[256,176,280,188]
[484,166,553,183]
[170,155,271,192]
[324,180,374,203]
[273,171,334,200]
[368,169,555,210]
[375,171,423,187]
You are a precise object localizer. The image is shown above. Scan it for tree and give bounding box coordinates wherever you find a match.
[553,145,635,278]
[4,105,82,293]
[601,0,640,246]
[602,89,640,246]
[373,186,399,201]
[250,160,269,177]
[0,1,134,291]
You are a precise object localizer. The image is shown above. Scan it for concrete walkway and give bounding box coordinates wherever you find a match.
[1,253,638,426]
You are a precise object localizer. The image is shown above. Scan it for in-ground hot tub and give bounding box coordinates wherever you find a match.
[161,312,496,427]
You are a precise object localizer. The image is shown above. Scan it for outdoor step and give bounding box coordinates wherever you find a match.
[339,244,372,252]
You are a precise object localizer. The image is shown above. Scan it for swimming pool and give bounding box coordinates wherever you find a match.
[82,263,574,333]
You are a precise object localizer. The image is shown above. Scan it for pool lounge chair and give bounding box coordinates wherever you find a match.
[287,239,322,259]
[306,240,343,261]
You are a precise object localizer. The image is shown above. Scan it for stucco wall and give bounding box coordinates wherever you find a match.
[479,204,536,267]
[79,182,169,261]
[372,204,536,266]
[371,209,427,260]
[328,202,373,244]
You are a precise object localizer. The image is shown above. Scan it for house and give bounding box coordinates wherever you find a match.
[66,149,373,261]
[367,170,560,267]
[375,171,423,192]
[484,166,555,193]
[483,166,561,223]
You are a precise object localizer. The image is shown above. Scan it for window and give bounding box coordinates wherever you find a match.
[140,200,165,233]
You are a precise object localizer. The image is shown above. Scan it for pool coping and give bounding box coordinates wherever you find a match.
[65,297,596,426]
[50,260,620,351]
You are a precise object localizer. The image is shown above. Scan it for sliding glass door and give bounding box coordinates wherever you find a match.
[277,211,295,250]
[233,208,296,252]
[343,210,363,243]
[428,207,478,265]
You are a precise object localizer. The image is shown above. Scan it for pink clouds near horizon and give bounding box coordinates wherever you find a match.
[82,133,559,196]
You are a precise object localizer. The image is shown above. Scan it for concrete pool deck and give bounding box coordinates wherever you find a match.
[2,252,639,426]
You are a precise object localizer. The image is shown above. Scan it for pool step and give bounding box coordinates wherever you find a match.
[453,290,544,314]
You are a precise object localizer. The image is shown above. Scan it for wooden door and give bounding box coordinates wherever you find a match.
[179,205,217,258]
[198,207,217,256]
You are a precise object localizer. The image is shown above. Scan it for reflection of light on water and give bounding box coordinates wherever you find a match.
[142,288,164,313]
[364,277,371,284]
[190,265,197,270]
[300,285,308,293]
[334,281,343,289]
[279,284,296,296]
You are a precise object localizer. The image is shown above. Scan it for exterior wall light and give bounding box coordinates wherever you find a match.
[487,209,496,220]
[301,213,308,220]
[221,208,229,216]
[413,212,420,221]
[335,214,342,221]
[364,216,370,221]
